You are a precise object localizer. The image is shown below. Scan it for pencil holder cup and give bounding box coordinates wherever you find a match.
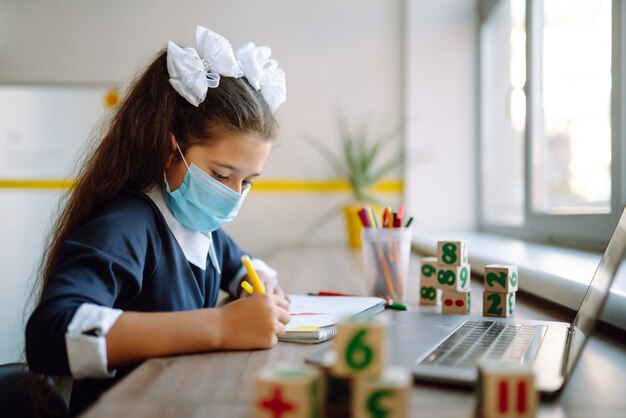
[361,228,412,303]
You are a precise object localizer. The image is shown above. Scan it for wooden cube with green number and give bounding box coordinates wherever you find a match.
[437,240,468,266]
[254,363,323,418]
[331,316,388,378]
[483,291,516,318]
[419,285,442,306]
[353,368,410,418]
[419,256,438,286]
[435,263,471,291]
[484,265,518,293]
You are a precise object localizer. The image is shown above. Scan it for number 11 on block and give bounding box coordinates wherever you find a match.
[478,361,538,418]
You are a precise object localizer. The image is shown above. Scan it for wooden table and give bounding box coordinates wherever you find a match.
[82,244,626,417]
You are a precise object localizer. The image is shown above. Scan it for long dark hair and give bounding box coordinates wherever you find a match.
[26,47,278,414]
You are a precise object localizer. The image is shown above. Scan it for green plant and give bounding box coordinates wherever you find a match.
[308,116,404,203]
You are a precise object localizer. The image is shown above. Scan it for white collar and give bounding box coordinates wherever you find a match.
[145,187,221,273]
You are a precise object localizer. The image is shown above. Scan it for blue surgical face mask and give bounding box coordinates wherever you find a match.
[164,144,249,233]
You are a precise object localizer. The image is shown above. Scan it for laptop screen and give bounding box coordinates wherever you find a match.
[563,206,626,378]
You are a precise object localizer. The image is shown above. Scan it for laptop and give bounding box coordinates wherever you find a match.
[306,206,626,398]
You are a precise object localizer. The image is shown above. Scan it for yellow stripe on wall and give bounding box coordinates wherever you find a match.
[0,178,403,193]
[251,179,403,193]
[0,179,77,189]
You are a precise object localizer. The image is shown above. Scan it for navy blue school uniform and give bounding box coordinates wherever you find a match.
[25,190,252,416]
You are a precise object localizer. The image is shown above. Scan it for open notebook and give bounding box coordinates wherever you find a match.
[280,295,387,343]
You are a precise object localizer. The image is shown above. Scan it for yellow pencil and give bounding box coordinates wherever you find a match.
[241,255,265,294]
[240,281,254,295]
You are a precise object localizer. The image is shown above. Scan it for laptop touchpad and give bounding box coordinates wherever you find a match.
[390,320,462,367]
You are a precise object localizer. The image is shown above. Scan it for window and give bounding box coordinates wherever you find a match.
[479,0,623,248]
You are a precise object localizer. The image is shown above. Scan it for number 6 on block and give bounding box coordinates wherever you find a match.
[331,316,388,378]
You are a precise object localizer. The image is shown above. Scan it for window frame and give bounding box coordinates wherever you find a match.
[477,0,626,249]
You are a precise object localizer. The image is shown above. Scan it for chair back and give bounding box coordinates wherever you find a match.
[0,362,68,418]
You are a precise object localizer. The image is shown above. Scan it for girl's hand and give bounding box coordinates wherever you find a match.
[240,271,291,304]
[216,293,291,349]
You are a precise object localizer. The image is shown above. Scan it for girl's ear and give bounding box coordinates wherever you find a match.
[164,133,178,169]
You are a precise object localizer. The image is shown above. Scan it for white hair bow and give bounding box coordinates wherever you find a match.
[167,26,243,107]
[167,26,286,112]
[236,42,287,113]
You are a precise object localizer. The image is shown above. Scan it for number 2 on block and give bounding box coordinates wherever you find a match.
[486,293,503,316]
[486,272,507,288]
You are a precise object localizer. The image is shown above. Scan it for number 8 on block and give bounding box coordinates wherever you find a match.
[437,241,468,267]
[331,317,388,378]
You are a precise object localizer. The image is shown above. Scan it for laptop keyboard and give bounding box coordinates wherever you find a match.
[420,321,540,368]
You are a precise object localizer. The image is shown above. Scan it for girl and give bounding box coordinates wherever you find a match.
[25,26,290,416]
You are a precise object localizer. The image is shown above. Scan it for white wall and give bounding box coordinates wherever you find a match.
[0,0,477,364]
[404,0,477,232]
[0,0,405,253]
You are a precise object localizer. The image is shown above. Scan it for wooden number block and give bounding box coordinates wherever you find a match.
[331,316,388,378]
[420,256,438,286]
[353,368,410,418]
[478,360,538,418]
[442,289,471,315]
[437,240,468,266]
[323,374,353,418]
[419,285,442,306]
[435,263,471,291]
[483,291,515,318]
[484,265,518,293]
[255,363,322,418]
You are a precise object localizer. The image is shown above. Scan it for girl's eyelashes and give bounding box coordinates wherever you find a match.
[211,170,254,188]
[211,170,229,182]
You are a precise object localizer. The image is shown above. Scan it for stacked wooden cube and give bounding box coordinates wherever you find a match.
[332,316,409,418]
[482,265,518,318]
[254,363,323,418]
[478,360,537,418]
[418,256,441,306]
[254,317,408,418]
[419,241,472,314]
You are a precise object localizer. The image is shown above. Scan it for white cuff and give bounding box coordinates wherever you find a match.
[229,258,278,297]
[65,303,123,380]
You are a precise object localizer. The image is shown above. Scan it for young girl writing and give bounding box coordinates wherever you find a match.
[25,26,290,416]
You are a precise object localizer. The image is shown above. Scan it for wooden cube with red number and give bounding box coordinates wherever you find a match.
[478,360,538,418]
[442,289,471,315]
[331,316,388,378]
[353,368,410,418]
[254,363,323,418]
